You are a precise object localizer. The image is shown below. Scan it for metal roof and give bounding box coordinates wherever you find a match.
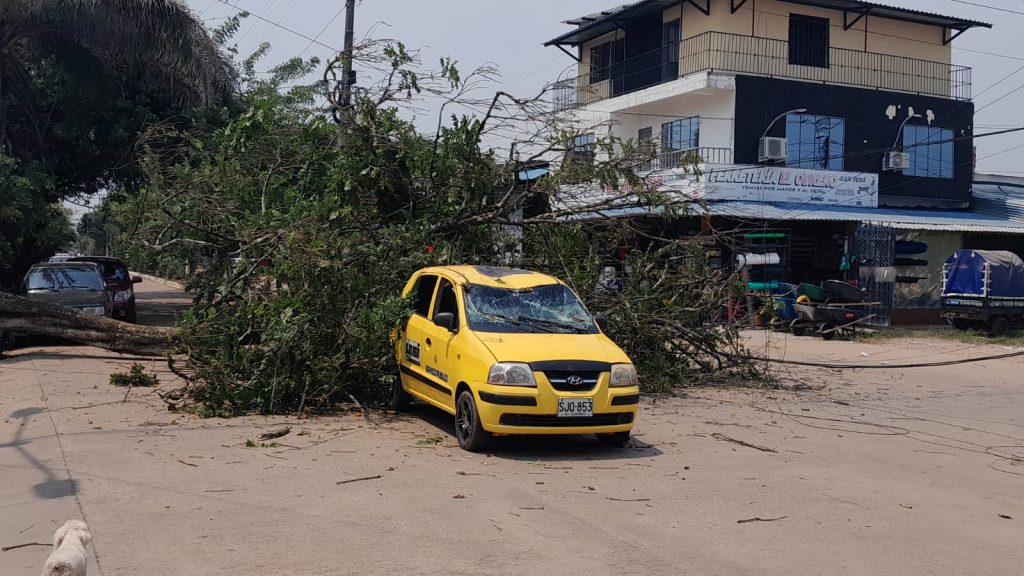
[546,0,990,47]
[776,0,990,31]
[545,0,680,47]
[568,200,1024,234]
[973,181,1024,223]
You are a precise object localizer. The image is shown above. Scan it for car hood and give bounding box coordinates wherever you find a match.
[27,290,106,307]
[474,332,631,365]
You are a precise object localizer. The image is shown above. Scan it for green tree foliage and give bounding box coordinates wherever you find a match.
[0,154,73,289]
[106,41,757,414]
[0,0,236,283]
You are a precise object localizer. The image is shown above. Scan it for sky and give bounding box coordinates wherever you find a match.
[187,0,1024,176]
[69,0,1024,223]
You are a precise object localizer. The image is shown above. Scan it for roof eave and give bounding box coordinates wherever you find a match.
[546,0,991,47]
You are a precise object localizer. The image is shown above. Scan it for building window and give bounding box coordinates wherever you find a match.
[589,38,624,83]
[789,14,830,68]
[570,133,596,164]
[786,114,845,170]
[904,125,954,179]
[663,19,680,81]
[661,117,700,152]
[638,127,653,142]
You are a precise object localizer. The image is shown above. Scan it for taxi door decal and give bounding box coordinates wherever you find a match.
[405,338,421,366]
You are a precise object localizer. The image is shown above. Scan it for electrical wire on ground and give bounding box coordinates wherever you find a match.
[728,348,1024,369]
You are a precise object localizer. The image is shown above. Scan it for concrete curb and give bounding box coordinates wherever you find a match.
[131,272,186,291]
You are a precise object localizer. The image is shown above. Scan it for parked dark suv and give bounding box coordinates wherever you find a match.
[68,256,142,323]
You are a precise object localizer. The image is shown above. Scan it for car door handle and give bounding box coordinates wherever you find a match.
[425,338,432,347]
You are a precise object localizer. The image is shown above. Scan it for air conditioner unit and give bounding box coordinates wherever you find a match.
[884,151,912,171]
[758,137,787,163]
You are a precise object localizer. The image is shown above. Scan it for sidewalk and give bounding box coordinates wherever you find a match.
[1,350,105,575]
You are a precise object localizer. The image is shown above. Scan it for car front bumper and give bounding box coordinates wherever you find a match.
[473,375,639,435]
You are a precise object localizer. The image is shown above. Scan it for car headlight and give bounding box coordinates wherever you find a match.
[113,290,132,303]
[487,363,537,387]
[610,364,638,387]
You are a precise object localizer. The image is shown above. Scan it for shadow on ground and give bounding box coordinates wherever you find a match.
[398,402,663,461]
[3,407,79,500]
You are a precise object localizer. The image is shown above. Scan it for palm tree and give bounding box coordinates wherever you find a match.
[0,0,236,152]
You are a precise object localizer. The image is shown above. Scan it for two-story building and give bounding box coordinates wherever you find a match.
[545,0,1024,325]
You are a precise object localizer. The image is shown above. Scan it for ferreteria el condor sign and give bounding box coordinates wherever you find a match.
[659,165,879,208]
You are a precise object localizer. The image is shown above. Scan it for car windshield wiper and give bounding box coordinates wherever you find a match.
[65,285,99,291]
[517,315,590,334]
[478,313,557,334]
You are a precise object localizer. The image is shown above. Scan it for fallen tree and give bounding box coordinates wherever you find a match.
[0,292,176,357]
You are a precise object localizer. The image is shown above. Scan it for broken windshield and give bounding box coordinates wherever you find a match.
[464,284,597,334]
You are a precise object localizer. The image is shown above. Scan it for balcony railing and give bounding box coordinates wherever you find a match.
[636,147,733,173]
[552,31,971,110]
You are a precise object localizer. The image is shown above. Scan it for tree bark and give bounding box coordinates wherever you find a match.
[0,292,176,356]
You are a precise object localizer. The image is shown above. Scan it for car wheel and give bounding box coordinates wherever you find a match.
[455,390,490,452]
[990,316,1010,338]
[387,368,411,411]
[597,431,631,447]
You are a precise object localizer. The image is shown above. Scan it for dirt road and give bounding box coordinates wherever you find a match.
[2,284,1023,575]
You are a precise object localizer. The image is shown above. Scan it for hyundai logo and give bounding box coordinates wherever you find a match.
[566,375,585,387]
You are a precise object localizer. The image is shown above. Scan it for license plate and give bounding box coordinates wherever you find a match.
[82,306,105,316]
[557,398,593,418]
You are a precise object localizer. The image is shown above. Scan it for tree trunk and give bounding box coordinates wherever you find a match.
[0,292,176,356]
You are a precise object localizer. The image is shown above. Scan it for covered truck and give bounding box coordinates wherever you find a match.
[941,250,1024,336]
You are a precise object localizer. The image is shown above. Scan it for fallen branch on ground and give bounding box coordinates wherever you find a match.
[336,474,381,485]
[737,516,788,524]
[259,427,292,440]
[711,433,777,453]
[2,542,50,552]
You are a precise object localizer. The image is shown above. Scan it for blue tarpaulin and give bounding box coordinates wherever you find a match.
[943,250,1024,298]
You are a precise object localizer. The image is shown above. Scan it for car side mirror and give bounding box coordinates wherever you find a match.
[131,276,143,284]
[433,312,456,332]
[595,316,609,331]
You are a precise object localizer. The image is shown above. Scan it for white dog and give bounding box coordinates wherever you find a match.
[41,520,91,576]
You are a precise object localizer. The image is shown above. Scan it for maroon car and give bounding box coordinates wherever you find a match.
[68,256,142,322]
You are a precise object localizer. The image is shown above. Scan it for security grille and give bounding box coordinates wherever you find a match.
[853,223,895,327]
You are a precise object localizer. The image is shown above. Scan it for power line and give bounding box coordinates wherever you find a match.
[237,0,281,43]
[951,0,1024,16]
[255,0,303,48]
[299,5,346,57]
[761,137,1024,224]
[218,0,341,53]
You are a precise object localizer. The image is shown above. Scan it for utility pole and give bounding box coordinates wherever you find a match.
[337,0,356,140]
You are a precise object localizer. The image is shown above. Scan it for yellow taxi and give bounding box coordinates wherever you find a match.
[390,266,639,451]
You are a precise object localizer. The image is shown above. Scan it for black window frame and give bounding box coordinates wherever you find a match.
[432,279,460,330]
[663,19,681,80]
[903,125,955,180]
[589,38,624,84]
[590,42,611,83]
[789,14,830,68]
[411,274,439,317]
[570,133,597,165]
[660,117,700,152]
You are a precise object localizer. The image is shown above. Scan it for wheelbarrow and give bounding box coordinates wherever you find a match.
[790,301,874,340]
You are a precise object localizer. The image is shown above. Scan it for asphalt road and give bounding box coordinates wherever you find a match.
[2,284,1023,575]
[132,277,192,328]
